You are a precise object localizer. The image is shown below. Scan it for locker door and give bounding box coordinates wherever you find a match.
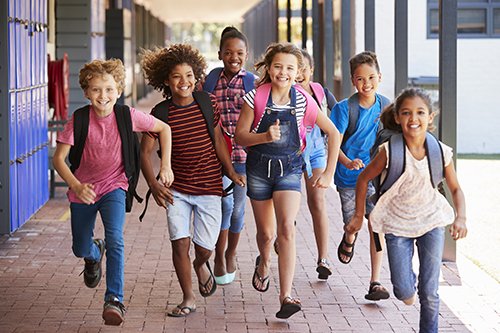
[10,92,18,232]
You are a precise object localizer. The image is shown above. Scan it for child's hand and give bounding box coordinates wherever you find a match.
[312,171,333,189]
[347,158,365,170]
[159,167,174,187]
[151,182,173,207]
[345,215,363,234]
[449,217,467,240]
[267,119,281,142]
[73,183,96,205]
[229,172,246,187]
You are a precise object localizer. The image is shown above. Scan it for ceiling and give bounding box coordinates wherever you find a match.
[135,0,264,24]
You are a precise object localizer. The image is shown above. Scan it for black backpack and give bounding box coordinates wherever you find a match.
[139,91,234,222]
[69,104,143,213]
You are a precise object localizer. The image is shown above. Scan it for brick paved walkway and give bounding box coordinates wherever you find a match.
[0,93,498,333]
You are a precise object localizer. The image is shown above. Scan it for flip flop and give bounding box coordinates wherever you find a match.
[364,281,390,301]
[251,255,269,292]
[198,262,217,297]
[276,296,302,319]
[337,232,358,264]
[214,274,229,285]
[167,305,196,317]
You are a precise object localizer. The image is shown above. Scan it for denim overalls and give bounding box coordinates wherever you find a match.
[246,87,304,201]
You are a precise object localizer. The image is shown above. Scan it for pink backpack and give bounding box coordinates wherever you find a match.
[252,83,319,150]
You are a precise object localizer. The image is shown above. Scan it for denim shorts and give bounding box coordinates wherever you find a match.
[337,182,376,224]
[246,150,303,201]
[166,190,222,250]
[308,137,326,171]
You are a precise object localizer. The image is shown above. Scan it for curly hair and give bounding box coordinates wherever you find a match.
[141,44,207,98]
[349,51,380,77]
[254,42,304,87]
[79,58,125,92]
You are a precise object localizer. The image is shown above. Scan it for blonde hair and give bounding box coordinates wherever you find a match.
[79,58,125,93]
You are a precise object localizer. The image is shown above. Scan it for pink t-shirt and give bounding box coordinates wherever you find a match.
[57,106,155,203]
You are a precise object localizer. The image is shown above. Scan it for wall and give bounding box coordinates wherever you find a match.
[355,0,500,154]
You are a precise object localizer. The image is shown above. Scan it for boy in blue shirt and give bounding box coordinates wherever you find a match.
[329,51,390,301]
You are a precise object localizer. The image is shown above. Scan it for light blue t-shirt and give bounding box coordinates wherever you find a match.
[329,95,384,188]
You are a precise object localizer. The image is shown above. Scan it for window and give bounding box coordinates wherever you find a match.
[428,0,500,38]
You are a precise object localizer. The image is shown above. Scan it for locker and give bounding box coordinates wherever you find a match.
[8,2,16,90]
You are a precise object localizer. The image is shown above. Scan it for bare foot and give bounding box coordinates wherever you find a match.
[225,251,237,274]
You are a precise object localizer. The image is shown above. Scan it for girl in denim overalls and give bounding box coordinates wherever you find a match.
[235,43,340,319]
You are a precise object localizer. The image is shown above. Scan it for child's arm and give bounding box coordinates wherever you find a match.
[52,143,96,204]
[444,160,467,240]
[140,133,173,207]
[345,147,387,234]
[312,111,340,188]
[214,124,246,187]
[338,141,365,170]
[149,119,174,187]
[235,102,280,147]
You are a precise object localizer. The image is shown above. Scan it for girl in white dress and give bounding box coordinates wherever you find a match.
[344,87,467,333]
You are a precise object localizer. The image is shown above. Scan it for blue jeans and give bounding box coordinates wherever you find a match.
[221,163,247,233]
[385,227,445,333]
[70,188,126,303]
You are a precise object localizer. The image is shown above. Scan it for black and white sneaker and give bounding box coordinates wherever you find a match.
[81,238,105,288]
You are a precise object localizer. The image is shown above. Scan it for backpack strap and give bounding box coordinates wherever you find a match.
[202,67,224,93]
[68,105,91,172]
[343,93,360,146]
[252,83,318,149]
[242,71,256,93]
[193,91,216,143]
[204,67,256,94]
[379,133,406,196]
[425,132,445,188]
[309,82,325,107]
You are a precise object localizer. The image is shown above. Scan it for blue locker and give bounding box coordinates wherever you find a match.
[15,8,22,88]
[41,86,49,203]
[8,1,16,90]
[16,91,25,226]
[9,93,18,232]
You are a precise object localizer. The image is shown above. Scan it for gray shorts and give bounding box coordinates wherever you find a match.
[337,182,376,224]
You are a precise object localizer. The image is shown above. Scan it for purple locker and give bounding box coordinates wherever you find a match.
[41,86,49,203]
[9,92,17,232]
[15,14,22,88]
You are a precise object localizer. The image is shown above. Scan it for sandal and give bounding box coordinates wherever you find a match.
[364,281,390,301]
[251,255,269,292]
[276,296,301,319]
[197,262,217,297]
[167,305,196,317]
[337,232,358,264]
[316,258,332,280]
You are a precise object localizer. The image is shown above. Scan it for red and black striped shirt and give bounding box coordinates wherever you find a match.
[150,95,223,196]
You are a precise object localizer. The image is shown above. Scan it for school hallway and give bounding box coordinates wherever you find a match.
[0,93,498,333]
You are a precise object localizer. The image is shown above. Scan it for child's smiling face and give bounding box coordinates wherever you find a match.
[351,63,381,99]
[267,52,299,89]
[84,74,121,116]
[219,37,248,76]
[395,96,435,138]
[166,63,196,103]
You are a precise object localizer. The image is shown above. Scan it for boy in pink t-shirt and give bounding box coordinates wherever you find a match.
[53,59,173,326]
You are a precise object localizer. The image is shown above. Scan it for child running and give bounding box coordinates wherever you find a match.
[202,26,255,285]
[345,87,467,333]
[140,44,245,318]
[329,51,390,301]
[235,42,340,319]
[53,59,173,326]
[296,48,337,280]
